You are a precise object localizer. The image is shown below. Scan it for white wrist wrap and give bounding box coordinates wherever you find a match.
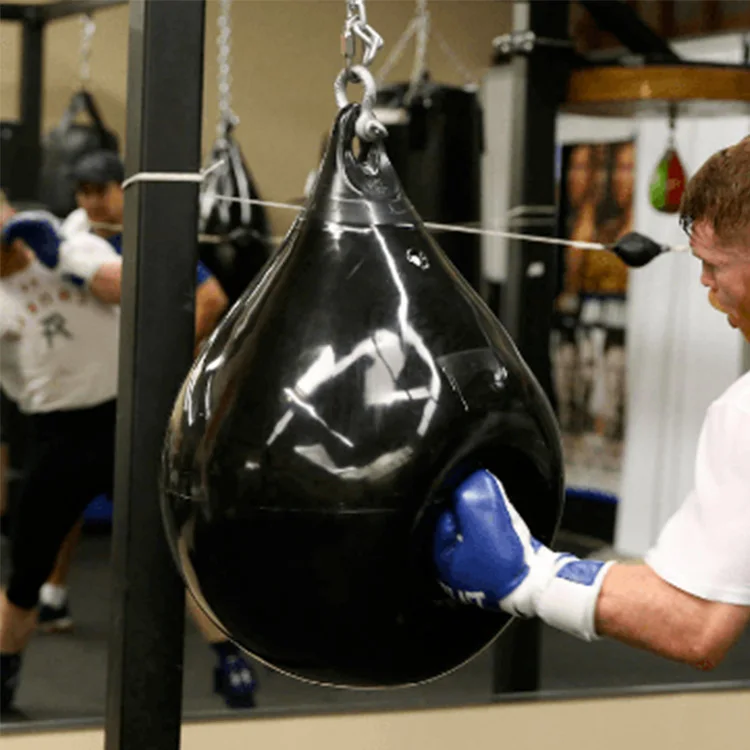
[59,234,121,282]
[502,547,614,642]
[535,556,614,641]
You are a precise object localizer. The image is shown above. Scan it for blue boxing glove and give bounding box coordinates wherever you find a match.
[434,470,613,641]
[1,211,119,285]
[1,212,63,268]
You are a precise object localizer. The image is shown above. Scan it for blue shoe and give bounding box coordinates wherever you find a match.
[37,603,74,634]
[213,652,256,709]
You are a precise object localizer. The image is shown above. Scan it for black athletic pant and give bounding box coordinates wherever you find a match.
[6,400,116,610]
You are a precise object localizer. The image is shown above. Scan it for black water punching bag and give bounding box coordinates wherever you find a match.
[161,104,563,689]
[198,121,271,305]
[374,79,483,293]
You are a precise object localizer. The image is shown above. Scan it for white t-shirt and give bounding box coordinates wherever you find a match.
[0,258,119,414]
[60,207,91,238]
[646,370,750,605]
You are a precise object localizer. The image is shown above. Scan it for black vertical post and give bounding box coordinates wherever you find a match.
[19,8,44,201]
[494,0,572,695]
[105,1,205,748]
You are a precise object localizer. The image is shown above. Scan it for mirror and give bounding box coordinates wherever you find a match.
[1,0,748,736]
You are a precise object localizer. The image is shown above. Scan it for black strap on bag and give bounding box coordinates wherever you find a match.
[198,120,271,305]
[38,90,119,218]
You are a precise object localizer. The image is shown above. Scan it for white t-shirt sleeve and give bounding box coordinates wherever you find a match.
[646,400,750,605]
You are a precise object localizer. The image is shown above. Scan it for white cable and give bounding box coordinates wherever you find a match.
[116,169,690,255]
[121,160,224,191]
[422,219,605,250]
[213,195,651,253]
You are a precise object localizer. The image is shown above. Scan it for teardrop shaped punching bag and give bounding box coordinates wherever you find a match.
[161,104,563,688]
[198,121,271,305]
[374,80,483,293]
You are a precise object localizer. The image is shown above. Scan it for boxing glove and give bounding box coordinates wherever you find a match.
[434,470,614,641]
[1,213,119,285]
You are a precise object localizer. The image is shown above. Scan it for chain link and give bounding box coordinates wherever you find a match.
[80,14,96,88]
[342,0,383,69]
[217,0,238,136]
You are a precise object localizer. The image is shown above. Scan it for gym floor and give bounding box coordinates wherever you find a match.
[1,528,749,728]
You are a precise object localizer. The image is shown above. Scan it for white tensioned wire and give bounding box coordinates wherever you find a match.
[113,172,690,253]
[212,194,692,254]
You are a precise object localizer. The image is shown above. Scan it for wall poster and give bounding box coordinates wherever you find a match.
[552,141,635,496]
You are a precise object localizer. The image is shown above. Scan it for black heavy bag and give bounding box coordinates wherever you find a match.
[374,79,483,293]
[38,91,119,218]
[198,122,271,305]
[161,104,563,688]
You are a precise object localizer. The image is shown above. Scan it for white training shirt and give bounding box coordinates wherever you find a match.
[0,257,120,414]
[646,370,750,605]
[60,207,90,238]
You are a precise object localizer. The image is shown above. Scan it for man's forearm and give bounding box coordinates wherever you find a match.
[595,563,750,669]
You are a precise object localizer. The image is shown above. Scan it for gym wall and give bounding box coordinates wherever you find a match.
[0,0,511,236]
[2,688,748,750]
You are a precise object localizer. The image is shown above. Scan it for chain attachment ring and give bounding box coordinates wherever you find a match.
[334,65,387,143]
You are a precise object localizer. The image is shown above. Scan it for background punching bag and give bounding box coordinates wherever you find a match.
[198,121,271,306]
[374,78,483,293]
[161,103,563,688]
[38,90,119,218]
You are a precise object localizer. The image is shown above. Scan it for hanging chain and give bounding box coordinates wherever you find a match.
[408,0,430,96]
[79,14,96,88]
[375,16,420,84]
[667,102,677,149]
[336,0,387,141]
[432,29,478,88]
[341,0,383,70]
[217,0,238,137]
[375,0,477,91]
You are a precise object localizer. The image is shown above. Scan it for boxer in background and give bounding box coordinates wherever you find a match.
[0,163,255,713]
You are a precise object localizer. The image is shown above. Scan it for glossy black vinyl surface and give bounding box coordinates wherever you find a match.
[161,105,564,688]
